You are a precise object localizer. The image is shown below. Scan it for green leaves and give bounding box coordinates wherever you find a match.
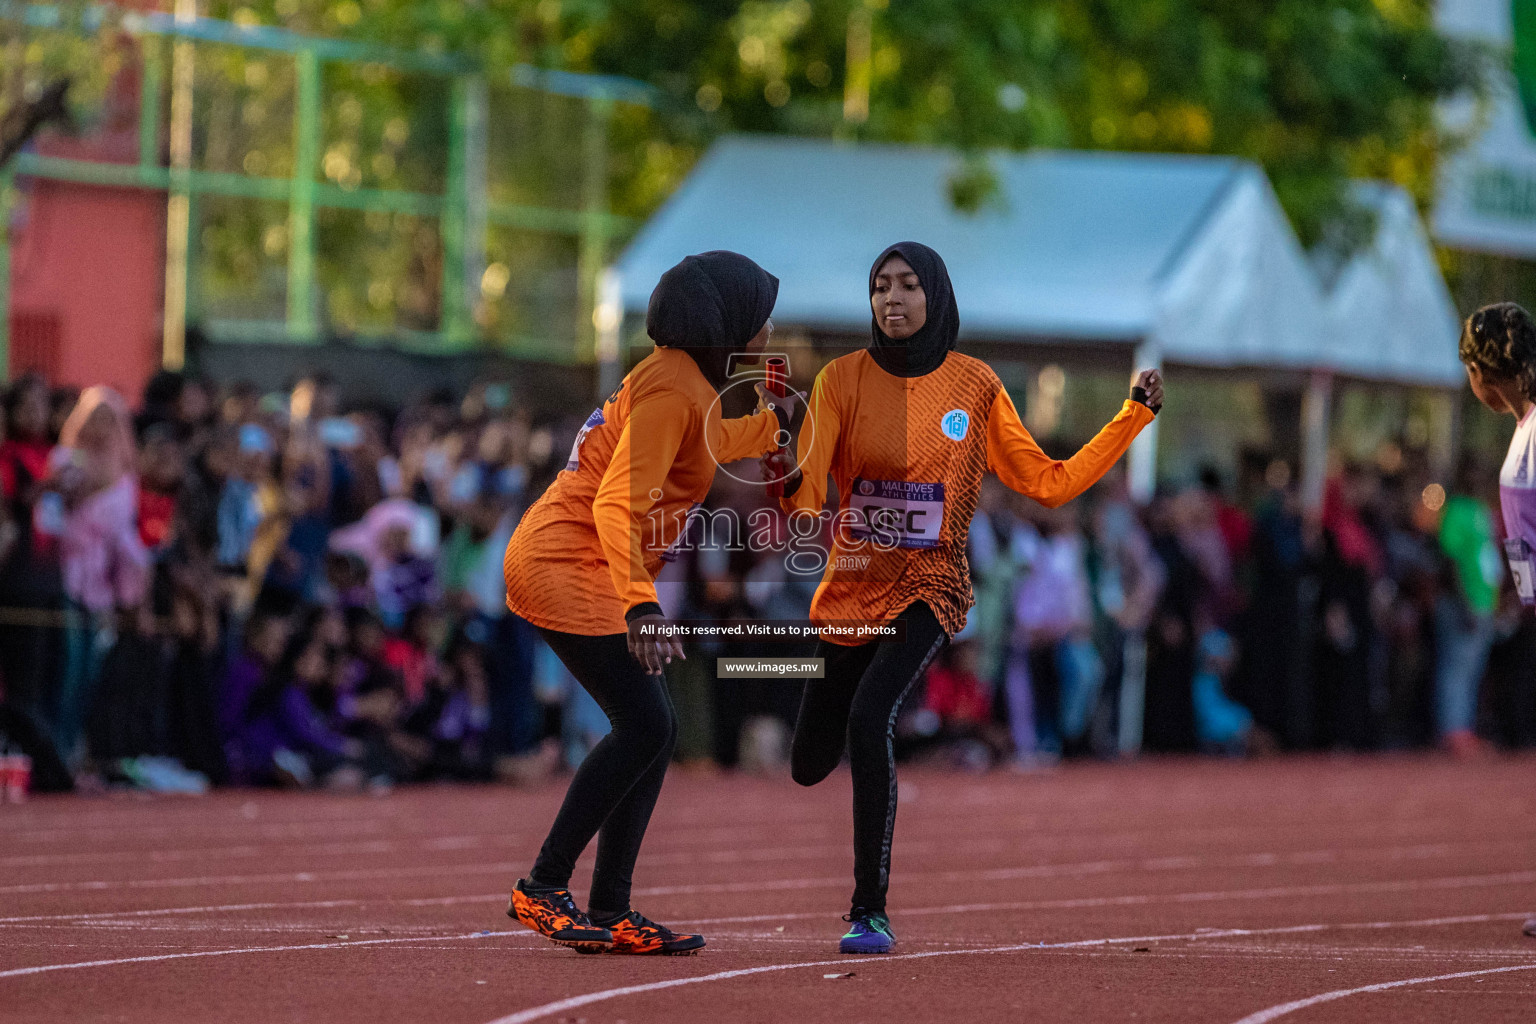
[554,0,1484,246]
[182,1,1491,249]
[6,0,1494,316]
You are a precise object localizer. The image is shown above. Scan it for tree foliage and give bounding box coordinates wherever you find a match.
[6,0,1494,240]
[534,0,1489,244]
[1,0,1496,334]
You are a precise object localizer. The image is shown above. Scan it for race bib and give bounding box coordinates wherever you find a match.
[1506,537,1535,607]
[847,478,946,550]
[565,407,605,472]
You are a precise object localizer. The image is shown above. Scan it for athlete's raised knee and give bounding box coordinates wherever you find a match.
[791,755,836,787]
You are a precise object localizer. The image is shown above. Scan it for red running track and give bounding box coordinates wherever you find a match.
[2,755,1535,1023]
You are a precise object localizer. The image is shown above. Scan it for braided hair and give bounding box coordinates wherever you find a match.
[1460,302,1536,400]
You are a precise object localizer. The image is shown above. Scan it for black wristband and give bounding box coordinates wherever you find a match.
[625,602,664,623]
[770,401,792,435]
[781,468,803,498]
[1130,387,1161,415]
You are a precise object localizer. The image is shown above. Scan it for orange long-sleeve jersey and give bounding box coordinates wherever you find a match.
[505,347,780,635]
[783,349,1154,644]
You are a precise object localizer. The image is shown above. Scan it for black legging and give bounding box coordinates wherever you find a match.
[527,628,678,916]
[791,602,948,912]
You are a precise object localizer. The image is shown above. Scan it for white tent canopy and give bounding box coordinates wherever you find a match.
[1318,183,1464,387]
[612,135,1460,386]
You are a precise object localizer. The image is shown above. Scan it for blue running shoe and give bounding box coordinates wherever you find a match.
[839,908,895,954]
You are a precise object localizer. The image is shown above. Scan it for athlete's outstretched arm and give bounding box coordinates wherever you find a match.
[720,385,807,464]
[592,390,692,615]
[715,408,779,464]
[985,386,1154,508]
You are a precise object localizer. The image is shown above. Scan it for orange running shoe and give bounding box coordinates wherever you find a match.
[602,910,706,955]
[506,879,612,953]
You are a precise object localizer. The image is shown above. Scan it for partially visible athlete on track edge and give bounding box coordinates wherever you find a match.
[1455,301,1536,940]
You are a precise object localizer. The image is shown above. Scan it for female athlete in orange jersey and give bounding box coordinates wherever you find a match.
[502,251,797,955]
[763,242,1162,953]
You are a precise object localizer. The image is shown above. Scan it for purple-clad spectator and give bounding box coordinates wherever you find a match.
[404,630,492,780]
[219,611,292,782]
[224,616,360,787]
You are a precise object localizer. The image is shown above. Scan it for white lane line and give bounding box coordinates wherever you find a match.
[700,837,1514,885]
[636,865,1536,900]
[0,908,1527,987]
[10,795,1521,860]
[6,819,398,845]
[10,819,1532,886]
[0,834,529,869]
[0,833,952,871]
[18,846,1492,901]
[11,922,453,934]
[6,870,1533,933]
[0,862,527,895]
[684,872,1536,925]
[1228,964,1536,1024]
[0,835,1042,875]
[479,911,1536,1024]
[3,907,1524,986]
[0,930,521,980]
[0,894,506,926]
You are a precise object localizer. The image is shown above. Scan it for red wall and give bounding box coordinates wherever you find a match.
[7,34,165,401]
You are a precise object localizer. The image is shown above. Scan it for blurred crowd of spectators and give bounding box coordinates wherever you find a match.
[1,369,1532,795]
[677,442,1536,773]
[0,369,597,793]
[924,450,1536,769]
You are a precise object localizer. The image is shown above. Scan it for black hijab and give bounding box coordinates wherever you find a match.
[647,251,779,388]
[868,241,959,378]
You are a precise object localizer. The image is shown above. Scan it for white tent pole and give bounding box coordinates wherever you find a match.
[1120,341,1159,754]
[1300,368,1333,516]
[1426,389,1459,484]
[1128,341,1161,504]
[595,268,623,400]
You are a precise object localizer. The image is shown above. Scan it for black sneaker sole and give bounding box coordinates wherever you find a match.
[556,937,612,954]
[607,936,706,956]
[505,903,613,953]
